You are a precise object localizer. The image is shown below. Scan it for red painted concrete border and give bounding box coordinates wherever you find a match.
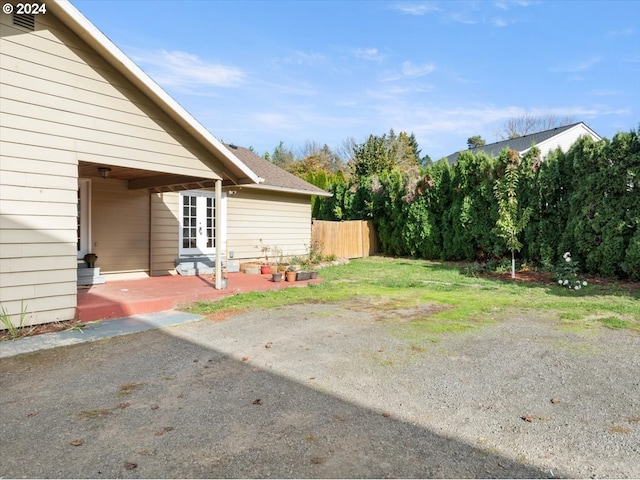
[77,272,321,322]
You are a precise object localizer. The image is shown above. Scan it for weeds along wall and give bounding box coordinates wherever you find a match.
[314,128,640,280]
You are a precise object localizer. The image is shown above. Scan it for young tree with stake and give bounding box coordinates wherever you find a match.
[494,149,534,278]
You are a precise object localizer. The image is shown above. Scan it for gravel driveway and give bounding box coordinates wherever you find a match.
[1,303,638,478]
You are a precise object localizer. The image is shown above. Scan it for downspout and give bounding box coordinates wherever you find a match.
[215,179,222,289]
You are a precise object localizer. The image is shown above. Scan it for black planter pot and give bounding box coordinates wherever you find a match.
[296,271,311,281]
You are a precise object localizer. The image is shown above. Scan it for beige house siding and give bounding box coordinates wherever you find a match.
[150,191,180,276]
[0,113,78,326]
[90,178,150,276]
[226,189,312,261]
[1,10,224,179]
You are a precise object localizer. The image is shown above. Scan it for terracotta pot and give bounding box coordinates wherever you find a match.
[286,271,297,282]
[261,265,270,274]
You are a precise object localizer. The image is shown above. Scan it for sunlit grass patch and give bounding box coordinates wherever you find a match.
[398,316,493,341]
[186,256,638,332]
[597,317,634,330]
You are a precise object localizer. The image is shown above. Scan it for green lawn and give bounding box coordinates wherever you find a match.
[187,256,640,333]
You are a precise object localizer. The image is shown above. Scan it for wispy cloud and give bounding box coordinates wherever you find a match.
[392,2,440,15]
[132,50,245,90]
[250,112,298,131]
[401,61,435,77]
[450,13,478,25]
[494,0,537,9]
[590,89,621,97]
[550,57,601,73]
[491,17,509,27]
[608,28,636,36]
[365,84,435,101]
[382,61,435,81]
[279,50,327,66]
[352,48,386,62]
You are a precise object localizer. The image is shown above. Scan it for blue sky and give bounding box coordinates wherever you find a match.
[73,0,640,161]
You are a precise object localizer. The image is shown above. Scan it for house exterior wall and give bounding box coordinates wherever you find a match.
[150,191,180,276]
[0,9,78,326]
[226,189,312,261]
[0,151,78,326]
[90,178,150,278]
[149,189,313,269]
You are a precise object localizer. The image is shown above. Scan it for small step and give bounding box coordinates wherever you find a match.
[175,257,239,276]
[77,266,106,286]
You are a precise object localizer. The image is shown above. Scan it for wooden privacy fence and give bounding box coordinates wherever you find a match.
[311,220,379,259]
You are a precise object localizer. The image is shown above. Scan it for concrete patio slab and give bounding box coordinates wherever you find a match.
[0,310,203,359]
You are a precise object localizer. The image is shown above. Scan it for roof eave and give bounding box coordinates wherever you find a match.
[574,122,602,142]
[238,184,332,197]
[48,0,261,186]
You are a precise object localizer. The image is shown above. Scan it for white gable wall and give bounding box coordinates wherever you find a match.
[524,124,602,160]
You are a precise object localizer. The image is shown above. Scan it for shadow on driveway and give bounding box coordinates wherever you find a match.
[0,324,550,479]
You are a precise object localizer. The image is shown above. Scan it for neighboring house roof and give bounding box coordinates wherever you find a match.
[445,122,601,164]
[48,0,262,186]
[225,145,332,197]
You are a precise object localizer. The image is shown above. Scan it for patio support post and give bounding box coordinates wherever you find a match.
[215,179,222,289]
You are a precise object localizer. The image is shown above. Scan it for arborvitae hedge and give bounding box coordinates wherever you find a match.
[313,128,640,280]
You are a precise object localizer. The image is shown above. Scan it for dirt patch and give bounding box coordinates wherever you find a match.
[487,269,640,292]
[341,296,451,321]
[204,309,246,323]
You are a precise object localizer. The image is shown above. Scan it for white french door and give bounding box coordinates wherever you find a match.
[179,191,225,256]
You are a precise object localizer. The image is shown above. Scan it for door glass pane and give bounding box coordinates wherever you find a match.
[206,197,215,248]
[182,196,198,250]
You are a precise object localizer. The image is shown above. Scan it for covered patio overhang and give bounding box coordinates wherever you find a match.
[78,161,256,192]
[78,160,260,289]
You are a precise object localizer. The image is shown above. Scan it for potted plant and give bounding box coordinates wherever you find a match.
[285,266,297,282]
[270,245,283,274]
[83,253,98,267]
[257,240,271,274]
[271,272,283,282]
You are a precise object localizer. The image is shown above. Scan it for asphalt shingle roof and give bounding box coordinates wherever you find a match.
[445,122,583,164]
[225,144,331,196]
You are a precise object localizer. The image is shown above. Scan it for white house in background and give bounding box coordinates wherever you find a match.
[445,122,602,164]
[0,0,330,328]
